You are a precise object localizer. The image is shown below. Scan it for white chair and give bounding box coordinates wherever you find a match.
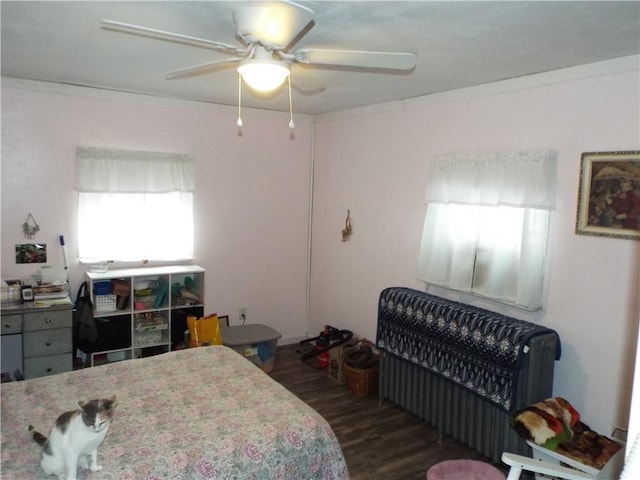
[502,439,625,480]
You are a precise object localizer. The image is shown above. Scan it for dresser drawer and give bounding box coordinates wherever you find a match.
[1,314,22,335]
[23,328,72,358]
[23,309,71,332]
[24,353,72,379]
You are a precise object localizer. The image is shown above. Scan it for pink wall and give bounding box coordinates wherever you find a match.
[309,70,640,435]
[2,65,639,438]
[1,84,313,341]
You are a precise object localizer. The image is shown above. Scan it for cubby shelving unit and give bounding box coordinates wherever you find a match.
[85,265,205,367]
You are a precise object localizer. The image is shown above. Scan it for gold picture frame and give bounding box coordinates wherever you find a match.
[576,151,640,240]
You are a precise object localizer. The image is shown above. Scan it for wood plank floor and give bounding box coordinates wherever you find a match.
[270,344,506,480]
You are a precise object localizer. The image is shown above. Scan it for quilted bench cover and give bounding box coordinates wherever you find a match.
[376,287,561,412]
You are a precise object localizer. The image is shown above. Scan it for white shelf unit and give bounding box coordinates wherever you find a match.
[85,265,205,366]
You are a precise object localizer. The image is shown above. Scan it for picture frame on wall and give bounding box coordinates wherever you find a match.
[15,243,47,263]
[575,151,640,240]
[217,315,229,328]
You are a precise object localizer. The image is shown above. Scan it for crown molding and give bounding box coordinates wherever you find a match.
[316,54,640,121]
[0,77,309,121]
[2,54,637,121]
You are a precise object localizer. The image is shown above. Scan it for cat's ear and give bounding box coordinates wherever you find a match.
[105,395,116,408]
[77,400,87,409]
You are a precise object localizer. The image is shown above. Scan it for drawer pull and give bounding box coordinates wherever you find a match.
[45,342,51,346]
[46,368,52,373]
[4,324,10,328]
[45,318,52,324]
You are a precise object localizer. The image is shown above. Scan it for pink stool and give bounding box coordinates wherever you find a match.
[427,459,505,480]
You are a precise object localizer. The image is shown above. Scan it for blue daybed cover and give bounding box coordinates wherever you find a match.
[375,287,561,412]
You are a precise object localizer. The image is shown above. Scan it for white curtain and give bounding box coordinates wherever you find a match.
[622,314,640,478]
[76,146,194,193]
[417,150,557,310]
[76,146,195,262]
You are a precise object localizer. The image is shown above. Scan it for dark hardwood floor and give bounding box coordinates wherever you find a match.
[270,344,505,480]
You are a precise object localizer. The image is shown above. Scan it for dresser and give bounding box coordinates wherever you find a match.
[1,303,73,379]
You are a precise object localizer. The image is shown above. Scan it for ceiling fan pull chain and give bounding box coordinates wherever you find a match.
[288,75,295,129]
[237,73,243,127]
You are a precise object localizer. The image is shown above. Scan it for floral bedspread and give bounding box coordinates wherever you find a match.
[1,346,349,479]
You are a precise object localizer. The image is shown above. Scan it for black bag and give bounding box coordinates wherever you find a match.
[73,281,98,355]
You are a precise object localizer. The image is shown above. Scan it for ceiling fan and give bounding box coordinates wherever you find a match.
[101,0,416,126]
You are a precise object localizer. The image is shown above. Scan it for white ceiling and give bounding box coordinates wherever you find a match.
[2,1,639,115]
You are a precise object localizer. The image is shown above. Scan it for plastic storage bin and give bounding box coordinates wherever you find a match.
[134,313,168,347]
[221,324,281,373]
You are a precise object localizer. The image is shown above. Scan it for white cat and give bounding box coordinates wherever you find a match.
[29,396,116,480]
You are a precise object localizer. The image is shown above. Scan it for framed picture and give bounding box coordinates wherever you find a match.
[217,315,229,328]
[576,151,640,240]
[15,243,47,263]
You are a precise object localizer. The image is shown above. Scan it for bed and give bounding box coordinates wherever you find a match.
[1,346,350,479]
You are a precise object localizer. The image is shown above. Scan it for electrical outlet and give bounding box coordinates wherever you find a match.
[239,307,247,323]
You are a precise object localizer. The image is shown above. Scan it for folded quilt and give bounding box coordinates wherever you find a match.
[512,397,622,470]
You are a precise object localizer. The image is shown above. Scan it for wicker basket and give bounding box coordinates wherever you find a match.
[344,361,379,397]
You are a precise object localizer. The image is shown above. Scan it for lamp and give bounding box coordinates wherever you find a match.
[236,46,295,129]
[237,46,290,92]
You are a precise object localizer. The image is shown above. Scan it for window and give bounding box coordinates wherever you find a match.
[417,150,557,310]
[76,146,194,262]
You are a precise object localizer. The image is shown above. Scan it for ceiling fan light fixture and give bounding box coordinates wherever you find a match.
[237,61,290,92]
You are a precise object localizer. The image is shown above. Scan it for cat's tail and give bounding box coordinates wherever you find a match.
[28,425,48,447]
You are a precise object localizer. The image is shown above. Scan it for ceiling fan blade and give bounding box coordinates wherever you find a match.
[233,1,314,49]
[290,64,325,94]
[295,49,416,70]
[166,58,243,80]
[101,20,247,55]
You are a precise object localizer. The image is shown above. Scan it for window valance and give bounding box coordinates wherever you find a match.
[76,146,194,193]
[424,150,558,210]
